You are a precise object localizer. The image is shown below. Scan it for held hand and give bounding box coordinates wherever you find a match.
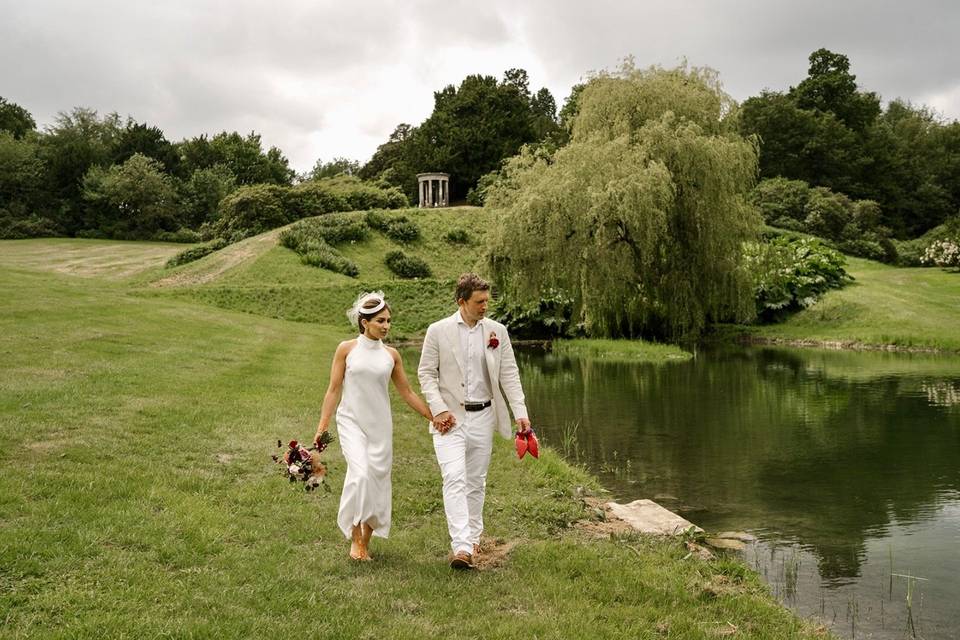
[434,411,455,434]
[516,417,531,433]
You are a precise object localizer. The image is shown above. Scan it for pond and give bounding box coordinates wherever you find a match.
[517,345,960,640]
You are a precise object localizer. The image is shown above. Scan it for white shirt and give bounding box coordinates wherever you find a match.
[457,310,492,402]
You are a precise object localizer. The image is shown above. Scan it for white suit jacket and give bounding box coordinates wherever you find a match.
[417,311,528,439]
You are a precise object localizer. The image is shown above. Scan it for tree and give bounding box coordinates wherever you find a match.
[176,131,294,186]
[488,62,761,339]
[112,120,180,175]
[0,97,36,139]
[82,153,180,238]
[738,91,859,190]
[0,132,45,214]
[308,157,361,180]
[360,69,552,201]
[180,164,236,227]
[39,108,123,233]
[530,87,561,141]
[789,48,880,133]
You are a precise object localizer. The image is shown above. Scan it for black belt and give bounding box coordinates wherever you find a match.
[463,400,492,412]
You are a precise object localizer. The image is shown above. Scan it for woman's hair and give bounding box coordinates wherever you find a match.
[346,290,390,332]
[455,272,490,303]
[357,296,391,333]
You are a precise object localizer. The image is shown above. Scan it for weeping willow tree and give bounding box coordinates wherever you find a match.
[486,60,761,339]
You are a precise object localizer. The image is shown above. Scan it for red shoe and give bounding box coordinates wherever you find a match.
[527,430,539,458]
[515,431,528,459]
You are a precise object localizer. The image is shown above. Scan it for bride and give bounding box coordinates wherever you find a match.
[313,291,440,560]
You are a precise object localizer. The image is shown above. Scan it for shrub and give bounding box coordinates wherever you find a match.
[803,188,852,240]
[385,250,431,278]
[443,228,471,245]
[298,175,409,213]
[364,209,389,231]
[0,212,61,239]
[921,239,960,268]
[383,217,420,243]
[300,239,359,277]
[279,216,368,250]
[213,184,289,240]
[494,287,575,339]
[745,236,853,322]
[165,237,228,267]
[155,228,203,243]
[286,181,348,218]
[466,169,500,207]
[750,177,811,224]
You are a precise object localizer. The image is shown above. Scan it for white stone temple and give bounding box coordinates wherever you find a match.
[417,172,450,208]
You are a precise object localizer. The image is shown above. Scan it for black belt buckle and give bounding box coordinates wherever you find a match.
[463,400,492,412]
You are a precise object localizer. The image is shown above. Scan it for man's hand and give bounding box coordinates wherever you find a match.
[516,417,531,433]
[434,411,456,434]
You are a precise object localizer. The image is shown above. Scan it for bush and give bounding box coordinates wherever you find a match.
[364,209,389,231]
[213,184,290,241]
[443,228,472,245]
[279,216,368,250]
[466,169,500,207]
[385,250,431,278]
[803,188,852,240]
[893,218,959,266]
[155,228,203,243]
[921,239,960,268]
[364,210,420,243]
[745,236,853,322]
[165,237,229,268]
[286,181,348,219]
[493,287,575,339]
[383,217,420,243]
[0,212,61,239]
[300,239,359,277]
[751,177,811,225]
[297,175,409,213]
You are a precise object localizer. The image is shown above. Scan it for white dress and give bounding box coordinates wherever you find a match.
[335,334,395,539]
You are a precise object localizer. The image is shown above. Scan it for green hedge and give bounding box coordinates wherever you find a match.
[385,250,432,279]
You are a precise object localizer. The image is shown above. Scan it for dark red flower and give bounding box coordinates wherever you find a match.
[487,332,499,349]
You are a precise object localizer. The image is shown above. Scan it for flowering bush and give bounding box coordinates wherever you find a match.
[745,236,853,322]
[921,240,960,269]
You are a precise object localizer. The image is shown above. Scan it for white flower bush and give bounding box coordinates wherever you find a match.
[921,239,960,268]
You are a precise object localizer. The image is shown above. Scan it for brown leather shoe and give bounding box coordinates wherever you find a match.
[450,551,474,570]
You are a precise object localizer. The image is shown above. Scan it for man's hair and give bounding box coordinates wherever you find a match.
[455,273,490,303]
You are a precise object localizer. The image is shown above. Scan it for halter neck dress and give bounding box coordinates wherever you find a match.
[335,333,395,539]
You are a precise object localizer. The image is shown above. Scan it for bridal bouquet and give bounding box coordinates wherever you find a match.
[272,434,333,491]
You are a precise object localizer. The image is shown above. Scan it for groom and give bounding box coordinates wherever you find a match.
[418,273,530,570]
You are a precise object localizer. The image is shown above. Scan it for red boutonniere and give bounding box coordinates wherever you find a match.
[487,331,500,349]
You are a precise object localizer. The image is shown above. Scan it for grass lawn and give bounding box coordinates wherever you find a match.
[750,257,960,352]
[0,233,830,639]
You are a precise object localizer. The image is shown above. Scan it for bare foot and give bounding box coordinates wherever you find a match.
[350,525,364,560]
[360,523,374,560]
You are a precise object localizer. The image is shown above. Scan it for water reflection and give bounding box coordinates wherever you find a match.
[519,346,960,639]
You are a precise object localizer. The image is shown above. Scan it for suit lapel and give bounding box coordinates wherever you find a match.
[479,320,498,386]
[445,312,465,377]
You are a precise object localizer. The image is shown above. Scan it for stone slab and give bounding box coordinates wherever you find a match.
[606,499,703,536]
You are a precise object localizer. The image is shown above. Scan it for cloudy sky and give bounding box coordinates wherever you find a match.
[3,0,959,173]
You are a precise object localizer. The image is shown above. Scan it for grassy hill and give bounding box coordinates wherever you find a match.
[0,219,830,638]
[146,207,494,339]
[750,257,960,352]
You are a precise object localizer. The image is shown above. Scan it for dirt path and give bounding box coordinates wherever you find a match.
[150,229,281,288]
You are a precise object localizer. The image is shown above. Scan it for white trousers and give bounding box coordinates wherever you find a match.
[433,406,495,555]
